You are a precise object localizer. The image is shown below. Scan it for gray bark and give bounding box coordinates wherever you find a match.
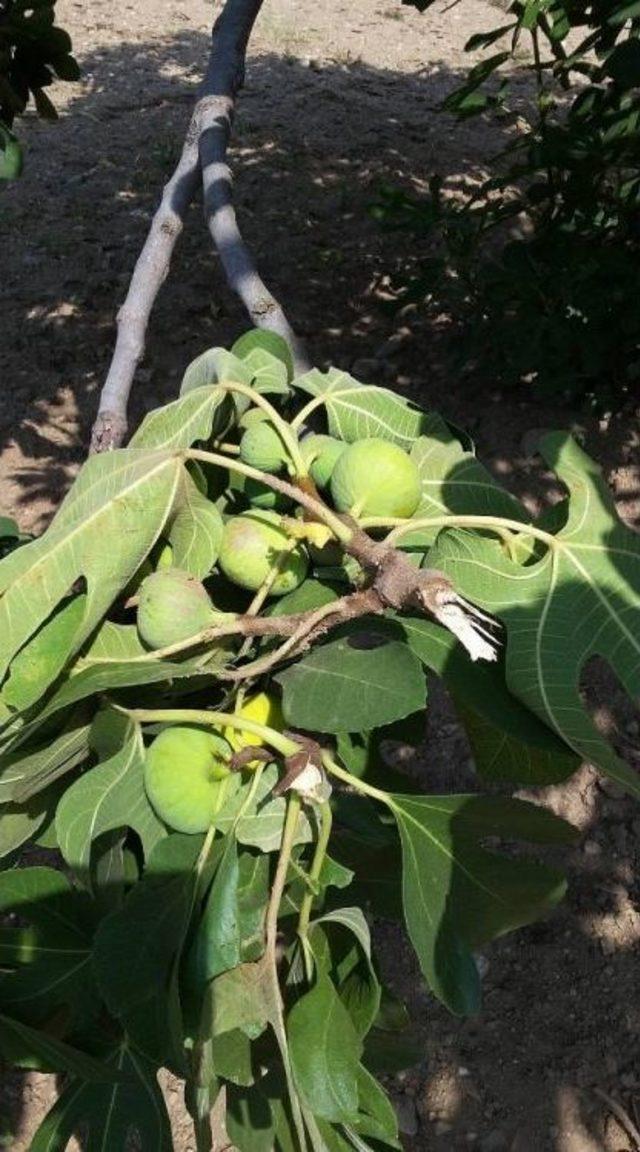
[91,0,307,452]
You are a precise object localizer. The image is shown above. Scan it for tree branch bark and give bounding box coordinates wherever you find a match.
[91,0,308,452]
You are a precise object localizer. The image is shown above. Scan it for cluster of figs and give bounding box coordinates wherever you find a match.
[135,407,423,833]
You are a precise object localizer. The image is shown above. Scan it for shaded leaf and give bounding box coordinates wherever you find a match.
[428,434,640,797]
[0,867,96,1025]
[288,971,362,1122]
[29,1044,172,1152]
[0,1013,115,1080]
[55,723,166,879]
[277,632,426,733]
[400,617,579,784]
[391,792,576,1014]
[92,834,202,1019]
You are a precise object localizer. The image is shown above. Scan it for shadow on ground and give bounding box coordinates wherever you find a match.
[2,29,637,533]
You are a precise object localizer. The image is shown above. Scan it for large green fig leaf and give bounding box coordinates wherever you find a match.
[410,413,528,523]
[56,722,166,879]
[0,716,91,803]
[390,792,576,1015]
[130,383,233,447]
[180,347,253,395]
[2,622,226,755]
[277,630,426,733]
[92,834,204,1021]
[29,1043,172,1152]
[187,846,269,987]
[288,968,362,1123]
[293,368,431,449]
[0,867,97,1026]
[428,433,640,796]
[0,449,197,699]
[164,474,223,577]
[400,617,579,784]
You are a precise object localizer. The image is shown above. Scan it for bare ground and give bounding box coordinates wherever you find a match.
[1,0,640,1149]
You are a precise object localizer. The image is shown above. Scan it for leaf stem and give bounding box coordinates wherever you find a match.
[265,791,302,953]
[290,394,328,432]
[297,800,333,957]
[322,752,395,809]
[187,447,352,543]
[112,704,299,758]
[359,513,558,551]
[218,380,308,475]
[236,539,298,661]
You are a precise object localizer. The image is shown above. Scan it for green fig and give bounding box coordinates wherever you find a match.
[239,422,288,473]
[330,437,421,518]
[218,510,308,595]
[137,569,219,649]
[301,434,347,488]
[144,726,232,833]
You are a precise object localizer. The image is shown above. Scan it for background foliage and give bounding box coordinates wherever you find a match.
[0,0,78,176]
[387,0,640,410]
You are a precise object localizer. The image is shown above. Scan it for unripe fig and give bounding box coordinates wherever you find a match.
[144,726,232,833]
[301,434,347,489]
[137,569,218,649]
[219,511,308,596]
[240,422,288,474]
[224,691,284,761]
[239,407,270,431]
[155,542,173,570]
[330,437,421,518]
[229,472,293,513]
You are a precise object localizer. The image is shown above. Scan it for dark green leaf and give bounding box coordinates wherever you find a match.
[391,792,576,1014]
[400,617,579,784]
[29,1044,172,1151]
[0,1013,116,1080]
[55,723,166,879]
[277,632,426,733]
[288,971,362,1122]
[0,867,96,1025]
[92,834,202,1018]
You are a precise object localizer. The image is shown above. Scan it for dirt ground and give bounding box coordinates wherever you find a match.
[1,0,640,1148]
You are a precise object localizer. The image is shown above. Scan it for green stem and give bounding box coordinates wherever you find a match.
[236,540,298,661]
[266,791,302,951]
[322,752,395,810]
[210,439,240,455]
[187,447,352,544]
[218,380,308,476]
[297,800,333,952]
[263,790,309,1152]
[114,704,299,758]
[375,513,557,551]
[290,394,327,432]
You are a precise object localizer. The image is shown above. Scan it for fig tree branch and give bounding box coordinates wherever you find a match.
[91,0,308,453]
